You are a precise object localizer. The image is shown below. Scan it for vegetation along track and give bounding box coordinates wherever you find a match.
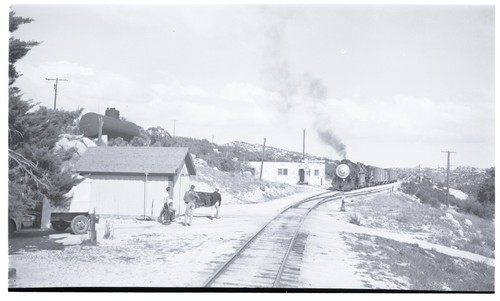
[203,186,391,288]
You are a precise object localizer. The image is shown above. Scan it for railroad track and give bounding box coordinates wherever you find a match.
[203,186,391,288]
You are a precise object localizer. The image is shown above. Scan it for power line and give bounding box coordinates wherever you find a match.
[441,150,456,208]
[46,77,68,110]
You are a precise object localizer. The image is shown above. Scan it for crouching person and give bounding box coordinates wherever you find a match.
[167,204,175,223]
[160,187,174,224]
[210,188,222,219]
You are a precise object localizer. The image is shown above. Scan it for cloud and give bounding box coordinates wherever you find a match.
[314,94,494,145]
[151,80,208,98]
[39,61,94,76]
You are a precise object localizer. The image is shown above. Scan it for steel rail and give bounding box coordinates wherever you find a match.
[202,190,335,287]
[273,186,394,287]
[272,194,339,287]
[203,184,394,288]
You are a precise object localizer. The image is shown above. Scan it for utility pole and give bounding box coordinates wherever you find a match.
[441,150,456,208]
[173,120,176,137]
[259,138,266,180]
[302,129,306,160]
[46,78,68,110]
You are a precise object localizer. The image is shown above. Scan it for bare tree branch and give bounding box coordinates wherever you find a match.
[8,149,50,190]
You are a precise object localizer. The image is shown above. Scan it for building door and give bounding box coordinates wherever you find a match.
[298,169,305,183]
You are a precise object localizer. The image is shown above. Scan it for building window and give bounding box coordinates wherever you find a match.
[314,169,320,176]
[278,168,288,175]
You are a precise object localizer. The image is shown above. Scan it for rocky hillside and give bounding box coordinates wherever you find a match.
[190,157,316,205]
[222,141,325,162]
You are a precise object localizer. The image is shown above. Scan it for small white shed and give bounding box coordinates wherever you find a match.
[72,146,196,219]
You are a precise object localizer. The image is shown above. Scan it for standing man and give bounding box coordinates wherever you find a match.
[210,188,222,219]
[183,185,200,226]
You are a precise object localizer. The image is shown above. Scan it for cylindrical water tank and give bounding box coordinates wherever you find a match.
[79,112,140,141]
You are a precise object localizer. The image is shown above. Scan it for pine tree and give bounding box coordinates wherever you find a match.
[9,11,39,85]
[9,10,83,216]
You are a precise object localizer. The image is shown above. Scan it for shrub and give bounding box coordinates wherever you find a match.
[428,197,440,208]
[349,214,361,225]
[460,199,494,220]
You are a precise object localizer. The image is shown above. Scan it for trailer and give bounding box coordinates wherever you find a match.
[51,178,98,234]
[51,212,97,234]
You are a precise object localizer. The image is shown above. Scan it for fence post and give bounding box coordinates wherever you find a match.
[90,208,97,243]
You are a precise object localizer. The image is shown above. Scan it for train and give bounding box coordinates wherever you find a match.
[330,159,398,191]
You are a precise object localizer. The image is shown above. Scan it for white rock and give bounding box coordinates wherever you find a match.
[464,219,472,226]
[194,158,208,167]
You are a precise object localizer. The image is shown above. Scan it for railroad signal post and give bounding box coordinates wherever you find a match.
[336,164,350,211]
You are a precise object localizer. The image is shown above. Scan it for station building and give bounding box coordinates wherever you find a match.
[246,160,326,186]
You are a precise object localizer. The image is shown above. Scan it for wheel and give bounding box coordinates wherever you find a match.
[9,219,16,237]
[51,221,69,232]
[70,215,90,234]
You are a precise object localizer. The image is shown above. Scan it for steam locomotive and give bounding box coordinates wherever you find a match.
[330,159,398,191]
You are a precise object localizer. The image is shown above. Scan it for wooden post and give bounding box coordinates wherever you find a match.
[151,199,154,217]
[144,173,148,220]
[90,208,97,243]
[97,116,104,146]
[302,129,305,160]
[259,138,266,180]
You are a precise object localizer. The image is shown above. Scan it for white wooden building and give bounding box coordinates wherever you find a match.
[71,147,196,219]
[247,160,326,186]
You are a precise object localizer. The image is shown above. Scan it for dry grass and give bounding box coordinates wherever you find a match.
[348,192,495,259]
[344,233,494,291]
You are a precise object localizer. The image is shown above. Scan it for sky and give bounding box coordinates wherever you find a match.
[7,2,496,168]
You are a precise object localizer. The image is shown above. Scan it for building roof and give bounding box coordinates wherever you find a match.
[74,146,196,175]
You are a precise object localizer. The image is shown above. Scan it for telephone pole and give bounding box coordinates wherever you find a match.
[46,78,68,110]
[173,120,176,137]
[302,129,306,160]
[259,138,266,180]
[441,150,456,208]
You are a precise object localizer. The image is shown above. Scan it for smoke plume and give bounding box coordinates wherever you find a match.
[317,129,347,159]
[259,9,347,159]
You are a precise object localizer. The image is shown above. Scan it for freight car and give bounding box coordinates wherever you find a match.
[387,169,399,183]
[366,165,388,185]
